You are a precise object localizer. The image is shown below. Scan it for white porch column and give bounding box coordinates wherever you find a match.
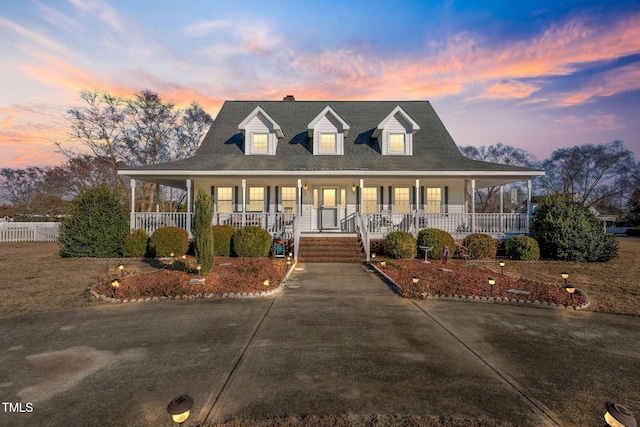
[415,178,420,231]
[526,179,532,217]
[500,185,504,214]
[155,183,160,213]
[242,178,247,227]
[130,178,136,231]
[186,179,192,236]
[471,179,476,233]
[359,178,364,212]
[297,178,302,216]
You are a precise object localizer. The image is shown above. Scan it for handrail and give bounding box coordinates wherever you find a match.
[293,214,302,261]
[356,212,370,261]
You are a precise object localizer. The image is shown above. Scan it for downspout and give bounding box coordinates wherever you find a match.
[130,178,136,231]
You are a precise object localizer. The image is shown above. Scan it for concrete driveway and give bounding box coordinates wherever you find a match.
[1,263,639,426]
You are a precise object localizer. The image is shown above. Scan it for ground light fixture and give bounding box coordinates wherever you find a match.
[488,277,496,297]
[604,401,637,427]
[111,279,119,297]
[197,265,202,276]
[499,261,505,275]
[167,394,194,426]
[561,272,569,286]
[118,264,124,278]
[263,279,270,287]
[412,276,420,284]
[565,284,576,305]
[380,260,386,267]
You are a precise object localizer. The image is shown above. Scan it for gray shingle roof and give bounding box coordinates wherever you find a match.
[121,100,542,175]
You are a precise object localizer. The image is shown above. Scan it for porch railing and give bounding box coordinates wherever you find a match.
[356,212,370,261]
[365,212,529,235]
[131,212,297,239]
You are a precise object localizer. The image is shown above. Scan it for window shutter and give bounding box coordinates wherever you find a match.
[234,186,239,212]
[444,186,449,213]
[411,186,416,209]
[420,186,425,206]
[266,186,271,212]
[380,186,384,210]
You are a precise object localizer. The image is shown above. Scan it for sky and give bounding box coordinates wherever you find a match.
[1,0,640,169]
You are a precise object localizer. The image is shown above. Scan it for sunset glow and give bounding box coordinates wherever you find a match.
[1,0,639,168]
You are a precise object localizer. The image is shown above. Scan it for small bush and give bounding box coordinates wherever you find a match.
[463,233,497,259]
[384,231,417,259]
[627,227,640,236]
[59,185,129,258]
[505,235,540,261]
[123,229,149,257]
[212,225,236,256]
[232,226,272,257]
[416,228,455,260]
[149,226,189,257]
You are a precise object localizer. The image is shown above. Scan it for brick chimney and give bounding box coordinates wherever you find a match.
[282,95,295,101]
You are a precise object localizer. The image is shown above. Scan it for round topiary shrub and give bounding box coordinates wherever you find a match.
[59,185,129,257]
[530,194,618,262]
[416,228,455,260]
[212,225,236,256]
[232,226,272,257]
[383,231,417,259]
[123,228,149,257]
[149,226,189,257]
[463,233,497,259]
[505,235,540,261]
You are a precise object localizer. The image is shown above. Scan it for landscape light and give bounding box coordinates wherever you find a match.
[565,284,576,305]
[499,261,505,275]
[167,394,194,426]
[197,265,202,276]
[604,401,637,427]
[263,279,270,287]
[111,279,120,289]
[561,272,569,286]
[412,276,419,284]
[488,277,496,297]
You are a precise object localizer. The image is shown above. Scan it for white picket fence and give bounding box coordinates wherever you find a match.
[0,222,61,242]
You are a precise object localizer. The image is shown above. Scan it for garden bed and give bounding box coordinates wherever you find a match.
[91,257,289,301]
[375,258,587,307]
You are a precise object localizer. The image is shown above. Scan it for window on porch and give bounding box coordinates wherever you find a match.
[249,187,265,212]
[362,187,378,214]
[217,187,233,213]
[394,187,410,214]
[426,187,442,214]
[281,187,296,213]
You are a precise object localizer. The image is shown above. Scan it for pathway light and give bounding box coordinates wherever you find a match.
[604,401,637,427]
[499,261,505,275]
[412,276,420,284]
[167,394,194,426]
[488,277,496,297]
[263,279,270,287]
[565,284,576,305]
[561,272,569,286]
[197,264,202,276]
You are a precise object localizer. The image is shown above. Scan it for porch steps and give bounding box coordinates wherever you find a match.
[297,236,365,263]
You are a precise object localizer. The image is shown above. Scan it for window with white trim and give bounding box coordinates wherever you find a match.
[362,188,378,214]
[249,187,265,212]
[394,187,410,214]
[252,133,268,153]
[217,187,233,213]
[389,133,405,153]
[426,187,442,214]
[320,133,337,154]
[281,187,296,213]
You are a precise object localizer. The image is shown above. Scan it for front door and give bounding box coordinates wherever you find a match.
[319,188,338,229]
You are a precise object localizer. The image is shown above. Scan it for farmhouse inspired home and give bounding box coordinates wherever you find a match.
[119,97,544,261]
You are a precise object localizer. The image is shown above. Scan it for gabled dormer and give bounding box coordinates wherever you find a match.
[372,106,420,155]
[238,106,284,155]
[308,106,350,155]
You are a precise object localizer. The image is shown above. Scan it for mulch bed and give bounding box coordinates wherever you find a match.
[91,257,288,300]
[377,258,585,306]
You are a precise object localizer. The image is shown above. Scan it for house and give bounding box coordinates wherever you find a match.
[118,96,545,260]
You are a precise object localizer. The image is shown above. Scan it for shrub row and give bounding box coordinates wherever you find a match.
[383,229,541,261]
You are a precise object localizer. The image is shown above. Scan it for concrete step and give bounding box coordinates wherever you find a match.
[297,236,364,263]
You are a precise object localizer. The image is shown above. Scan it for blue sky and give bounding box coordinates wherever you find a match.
[1,0,639,168]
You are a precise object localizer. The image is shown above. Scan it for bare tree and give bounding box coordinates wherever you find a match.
[540,140,637,207]
[57,89,213,211]
[459,143,539,212]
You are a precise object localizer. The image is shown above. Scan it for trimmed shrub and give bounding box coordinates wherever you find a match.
[627,227,640,236]
[232,226,272,257]
[149,226,189,257]
[530,194,618,262]
[123,228,150,257]
[463,233,497,259]
[505,235,540,261]
[416,228,455,260]
[212,225,236,256]
[193,189,214,275]
[59,185,129,258]
[383,231,417,259]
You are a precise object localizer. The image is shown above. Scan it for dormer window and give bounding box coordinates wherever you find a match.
[308,106,350,156]
[238,106,284,155]
[373,106,420,156]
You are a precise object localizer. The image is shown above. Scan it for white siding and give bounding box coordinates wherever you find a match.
[312,114,344,155]
[244,113,277,155]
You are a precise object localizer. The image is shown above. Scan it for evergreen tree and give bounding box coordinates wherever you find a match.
[193,188,214,275]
